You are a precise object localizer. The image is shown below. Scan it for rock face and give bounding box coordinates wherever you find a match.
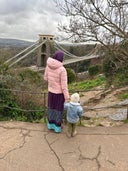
[80,87,128,127]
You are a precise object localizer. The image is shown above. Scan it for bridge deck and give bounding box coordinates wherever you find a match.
[63,55,99,65]
[28,54,100,72]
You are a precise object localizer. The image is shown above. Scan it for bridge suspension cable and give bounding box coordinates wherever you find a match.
[5,38,101,69]
[55,41,80,58]
[9,40,46,67]
[55,41,100,59]
[5,40,39,64]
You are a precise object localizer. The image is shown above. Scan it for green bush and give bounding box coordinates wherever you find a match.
[0,83,45,122]
[102,54,115,78]
[0,61,44,122]
[113,67,128,87]
[0,85,22,120]
[21,100,44,122]
[66,68,76,83]
[88,64,102,76]
[102,43,128,87]
[19,68,41,84]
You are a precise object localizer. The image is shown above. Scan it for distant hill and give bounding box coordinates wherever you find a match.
[0,38,34,48]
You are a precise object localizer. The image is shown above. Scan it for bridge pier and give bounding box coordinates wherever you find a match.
[37,34,55,67]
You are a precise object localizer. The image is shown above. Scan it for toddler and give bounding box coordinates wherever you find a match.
[64,93,83,137]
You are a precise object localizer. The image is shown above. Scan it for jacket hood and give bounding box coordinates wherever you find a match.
[70,102,80,106]
[47,57,63,70]
[70,93,80,103]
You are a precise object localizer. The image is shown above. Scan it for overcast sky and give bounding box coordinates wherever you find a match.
[0,0,67,42]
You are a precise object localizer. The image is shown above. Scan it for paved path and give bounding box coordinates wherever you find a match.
[0,121,128,171]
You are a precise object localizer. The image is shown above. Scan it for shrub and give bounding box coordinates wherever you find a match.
[0,87,45,122]
[21,100,44,122]
[113,66,128,87]
[0,85,22,120]
[19,68,41,84]
[102,42,128,87]
[66,68,76,83]
[88,64,102,76]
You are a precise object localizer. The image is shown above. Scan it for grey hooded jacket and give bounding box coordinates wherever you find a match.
[64,102,83,123]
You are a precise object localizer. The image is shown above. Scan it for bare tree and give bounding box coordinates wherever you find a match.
[54,0,128,82]
[54,0,128,44]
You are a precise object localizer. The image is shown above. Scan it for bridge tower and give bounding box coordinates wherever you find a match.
[37,34,55,67]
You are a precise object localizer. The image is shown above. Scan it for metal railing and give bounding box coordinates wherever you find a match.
[0,88,48,121]
[0,87,128,121]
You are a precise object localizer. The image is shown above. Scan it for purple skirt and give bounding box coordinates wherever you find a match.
[47,92,64,132]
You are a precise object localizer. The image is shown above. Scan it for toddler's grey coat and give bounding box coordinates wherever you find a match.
[64,102,83,123]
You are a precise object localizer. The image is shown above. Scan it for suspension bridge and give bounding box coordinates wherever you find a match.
[4,34,102,70]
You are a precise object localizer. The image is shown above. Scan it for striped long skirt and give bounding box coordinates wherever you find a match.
[47,92,64,133]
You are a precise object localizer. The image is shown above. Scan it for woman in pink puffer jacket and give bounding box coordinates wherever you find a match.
[44,51,69,133]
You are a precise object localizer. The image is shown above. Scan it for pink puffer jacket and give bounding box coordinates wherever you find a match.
[44,57,69,100]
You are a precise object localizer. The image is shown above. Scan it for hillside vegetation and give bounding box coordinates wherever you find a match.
[0,40,128,122]
[0,38,33,48]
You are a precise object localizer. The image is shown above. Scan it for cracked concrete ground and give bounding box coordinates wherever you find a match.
[0,121,128,171]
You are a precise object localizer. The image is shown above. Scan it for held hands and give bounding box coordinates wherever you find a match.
[65,98,70,103]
